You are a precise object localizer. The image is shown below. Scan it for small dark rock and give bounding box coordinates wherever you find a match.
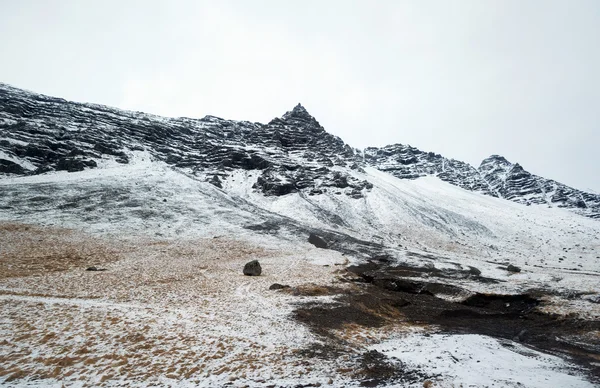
[308,233,328,249]
[86,266,107,272]
[243,260,262,276]
[207,174,223,188]
[269,283,290,290]
[468,266,482,276]
[507,264,521,273]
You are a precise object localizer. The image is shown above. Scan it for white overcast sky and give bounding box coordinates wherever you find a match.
[1,0,599,192]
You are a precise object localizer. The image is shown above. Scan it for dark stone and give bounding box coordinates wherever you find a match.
[269,283,290,290]
[308,233,328,249]
[86,266,107,271]
[507,264,521,273]
[243,260,262,276]
[208,174,223,188]
[468,266,482,276]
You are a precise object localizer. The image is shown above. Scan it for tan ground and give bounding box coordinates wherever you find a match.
[0,222,360,387]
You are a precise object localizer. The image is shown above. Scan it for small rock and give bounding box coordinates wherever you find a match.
[207,175,223,189]
[507,264,521,273]
[86,266,106,272]
[468,266,481,276]
[269,283,290,290]
[243,260,262,276]
[308,233,328,249]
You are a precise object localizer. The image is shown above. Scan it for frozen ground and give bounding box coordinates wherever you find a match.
[371,333,593,387]
[1,153,599,386]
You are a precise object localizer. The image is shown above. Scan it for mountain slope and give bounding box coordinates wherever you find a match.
[1,83,598,219]
[1,83,600,386]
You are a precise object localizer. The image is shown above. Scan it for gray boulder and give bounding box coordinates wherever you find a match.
[243,260,262,276]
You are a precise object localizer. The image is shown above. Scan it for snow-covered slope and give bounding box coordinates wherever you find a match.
[1,151,598,294]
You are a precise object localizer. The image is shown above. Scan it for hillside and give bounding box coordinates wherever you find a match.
[0,83,599,387]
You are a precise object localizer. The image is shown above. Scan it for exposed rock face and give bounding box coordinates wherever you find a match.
[308,233,329,249]
[243,260,262,276]
[364,144,493,195]
[1,83,598,219]
[479,155,599,217]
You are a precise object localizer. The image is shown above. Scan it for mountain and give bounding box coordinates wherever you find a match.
[479,154,596,212]
[1,83,598,219]
[1,83,600,387]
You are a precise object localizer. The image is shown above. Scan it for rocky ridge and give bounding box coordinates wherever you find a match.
[1,82,598,218]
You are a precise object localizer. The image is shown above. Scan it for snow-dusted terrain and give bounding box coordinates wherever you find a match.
[1,84,599,387]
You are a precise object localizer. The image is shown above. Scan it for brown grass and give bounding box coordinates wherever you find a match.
[289,283,343,296]
[0,222,122,279]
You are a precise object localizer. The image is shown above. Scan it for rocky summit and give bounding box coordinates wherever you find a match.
[0,82,598,218]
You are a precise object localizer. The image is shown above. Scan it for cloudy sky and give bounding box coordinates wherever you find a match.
[1,0,599,192]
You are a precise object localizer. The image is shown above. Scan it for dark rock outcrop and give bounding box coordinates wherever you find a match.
[308,233,329,249]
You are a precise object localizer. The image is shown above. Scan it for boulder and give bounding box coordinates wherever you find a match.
[243,260,262,276]
[506,264,521,273]
[468,266,482,276]
[308,233,328,249]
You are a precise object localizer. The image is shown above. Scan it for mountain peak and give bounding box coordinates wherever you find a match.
[481,155,512,166]
[281,103,317,123]
[292,103,307,114]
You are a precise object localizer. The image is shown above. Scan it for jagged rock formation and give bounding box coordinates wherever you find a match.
[0,85,371,198]
[479,155,598,216]
[364,144,494,194]
[0,82,598,218]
